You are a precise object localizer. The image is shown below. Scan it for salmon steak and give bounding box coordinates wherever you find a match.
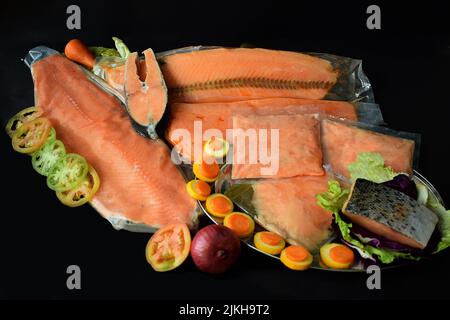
[30,49,197,230]
[343,179,438,249]
[321,119,415,180]
[251,175,333,250]
[166,98,358,162]
[232,114,324,179]
[125,49,168,138]
[158,48,339,103]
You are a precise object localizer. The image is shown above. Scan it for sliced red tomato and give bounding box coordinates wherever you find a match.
[11,117,52,154]
[145,224,191,272]
[56,165,101,207]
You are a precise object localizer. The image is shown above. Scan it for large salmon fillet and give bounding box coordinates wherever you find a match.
[166,98,357,162]
[321,119,415,180]
[30,52,197,230]
[232,114,324,179]
[159,48,338,103]
[251,175,333,250]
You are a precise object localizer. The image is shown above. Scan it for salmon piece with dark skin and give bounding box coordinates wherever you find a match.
[343,179,438,249]
[31,53,197,230]
[125,49,168,138]
[159,48,338,103]
[321,119,415,179]
[166,98,357,162]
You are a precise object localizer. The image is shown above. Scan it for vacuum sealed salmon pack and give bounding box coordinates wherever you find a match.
[156,45,375,103]
[24,46,199,233]
[320,117,421,183]
[165,99,383,163]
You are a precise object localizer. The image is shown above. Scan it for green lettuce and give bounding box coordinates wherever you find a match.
[112,37,130,59]
[427,193,450,253]
[348,152,399,183]
[89,37,130,59]
[317,180,421,264]
[89,46,120,57]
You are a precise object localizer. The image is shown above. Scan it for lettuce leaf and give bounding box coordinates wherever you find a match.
[112,37,130,59]
[89,46,120,57]
[317,180,422,264]
[89,37,130,59]
[348,152,399,183]
[427,193,450,253]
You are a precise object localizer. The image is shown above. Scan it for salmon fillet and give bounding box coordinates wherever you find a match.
[159,48,338,103]
[232,114,324,179]
[343,179,438,249]
[125,49,167,138]
[321,119,415,179]
[166,98,357,162]
[31,53,197,230]
[251,175,333,250]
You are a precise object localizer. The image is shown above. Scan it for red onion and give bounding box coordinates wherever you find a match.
[191,225,240,274]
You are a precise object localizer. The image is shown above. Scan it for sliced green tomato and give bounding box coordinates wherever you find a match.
[56,166,100,207]
[146,224,191,272]
[32,139,66,176]
[47,153,89,192]
[46,127,56,144]
[203,137,230,158]
[5,106,42,138]
[11,117,52,154]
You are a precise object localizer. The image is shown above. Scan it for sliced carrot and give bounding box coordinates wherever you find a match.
[329,245,354,264]
[205,194,234,218]
[285,245,309,262]
[260,232,283,246]
[193,180,211,197]
[64,39,95,69]
[209,196,232,214]
[199,158,219,179]
[224,212,254,238]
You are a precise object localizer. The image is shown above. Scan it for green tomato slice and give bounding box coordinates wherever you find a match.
[47,153,89,192]
[32,139,66,176]
[5,106,42,138]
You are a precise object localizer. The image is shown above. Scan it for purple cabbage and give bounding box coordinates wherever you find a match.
[382,174,418,199]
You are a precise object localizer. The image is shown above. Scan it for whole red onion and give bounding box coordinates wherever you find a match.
[191,225,241,274]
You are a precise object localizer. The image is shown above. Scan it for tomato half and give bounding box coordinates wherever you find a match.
[56,166,100,207]
[32,139,66,176]
[5,106,42,138]
[11,117,52,154]
[47,153,89,192]
[145,224,191,272]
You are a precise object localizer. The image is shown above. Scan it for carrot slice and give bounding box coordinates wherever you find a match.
[329,245,354,264]
[285,245,309,262]
[224,212,254,238]
[209,196,232,214]
[194,180,211,197]
[199,158,219,179]
[260,232,283,246]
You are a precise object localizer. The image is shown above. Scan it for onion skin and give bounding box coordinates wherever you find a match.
[191,225,241,274]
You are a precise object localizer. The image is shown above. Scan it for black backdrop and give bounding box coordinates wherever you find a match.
[0,0,449,300]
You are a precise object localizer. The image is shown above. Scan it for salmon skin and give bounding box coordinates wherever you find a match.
[27,47,197,231]
[125,49,168,139]
[343,179,438,249]
[166,98,361,162]
[158,47,339,103]
[321,119,416,180]
[232,114,324,179]
[227,175,333,251]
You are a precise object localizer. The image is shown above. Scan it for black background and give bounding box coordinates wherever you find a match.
[0,0,449,301]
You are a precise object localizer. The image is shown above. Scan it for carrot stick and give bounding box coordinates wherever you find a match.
[64,39,95,69]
